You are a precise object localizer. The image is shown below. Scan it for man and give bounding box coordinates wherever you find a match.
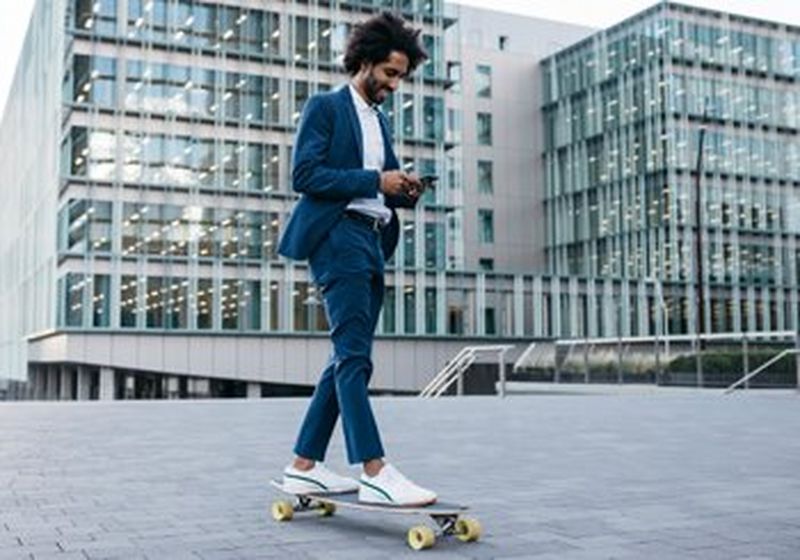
[277,12,436,506]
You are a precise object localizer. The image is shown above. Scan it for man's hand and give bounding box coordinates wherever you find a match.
[401,173,424,200]
[379,170,410,196]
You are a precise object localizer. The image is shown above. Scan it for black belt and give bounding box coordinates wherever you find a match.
[343,210,384,232]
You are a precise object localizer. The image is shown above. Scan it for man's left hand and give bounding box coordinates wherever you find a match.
[403,174,424,200]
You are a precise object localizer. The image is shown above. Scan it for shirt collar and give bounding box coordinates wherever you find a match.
[349,83,379,115]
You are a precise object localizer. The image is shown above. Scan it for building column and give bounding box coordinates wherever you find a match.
[99,367,115,401]
[31,366,45,400]
[47,365,59,401]
[59,366,74,401]
[123,374,135,399]
[76,365,92,401]
[165,376,181,399]
[247,382,261,399]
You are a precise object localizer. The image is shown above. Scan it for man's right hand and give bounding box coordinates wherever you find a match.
[379,171,409,197]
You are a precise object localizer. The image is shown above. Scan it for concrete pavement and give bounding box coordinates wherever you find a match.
[2,389,800,558]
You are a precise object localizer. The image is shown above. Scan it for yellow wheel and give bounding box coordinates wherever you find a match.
[407,525,436,551]
[271,500,294,522]
[318,501,336,517]
[455,518,482,542]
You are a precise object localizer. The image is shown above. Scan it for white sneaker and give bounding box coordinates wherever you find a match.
[282,463,358,494]
[358,463,437,507]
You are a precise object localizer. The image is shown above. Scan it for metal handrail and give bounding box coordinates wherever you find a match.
[419,345,514,398]
[418,347,472,398]
[430,354,477,399]
[724,349,800,394]
[512,342,537,372]
[556,331,797,347]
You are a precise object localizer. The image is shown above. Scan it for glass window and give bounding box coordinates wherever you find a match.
[87,130,116,181]
[478,209,494,243]
[293,15,311,62]
[71,55,116,107]
[477,160,493,194]
[425,287,437,334]
[423,96,443,141]
[403,220,415,268]
[422,34,441,79]
[64,273,86,327]
[293,80,310,125]
[88,201,112,252]
[242,280,262,331]
[404,286,416,334]
[69,127,88,176]
[66,199,88,252]
[74,0,116,35]
[197,278,213,329]
[476,64,492,98]
[146,277,166,328]
[268,280,280,331]
[477,112,492,145]
[93,275,111,327]
[120,275,138,328]
[221,279,240,329]
[197,207,216,258]
[447,62,461,93]
[425,222,445,269]
[293,281,323,332]
[167,278,189,329]
[402,94,415,137]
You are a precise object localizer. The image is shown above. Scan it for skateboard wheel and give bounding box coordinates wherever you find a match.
[407,525,436,550]
[318,502,336,517]
[271,500,294,522]
[455,518,482,542]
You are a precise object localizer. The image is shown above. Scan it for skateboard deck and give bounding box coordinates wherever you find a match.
[269,479,481,550]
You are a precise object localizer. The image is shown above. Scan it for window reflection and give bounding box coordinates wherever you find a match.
[73,0,116,35]
[62,199,112,253]
[121,276,138,327]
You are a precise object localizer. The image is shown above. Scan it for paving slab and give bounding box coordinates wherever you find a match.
[1,389,799,558]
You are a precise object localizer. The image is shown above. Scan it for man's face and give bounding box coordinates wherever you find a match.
[359,50,409,105]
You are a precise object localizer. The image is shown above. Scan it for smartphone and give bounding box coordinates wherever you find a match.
[419,174,438,189]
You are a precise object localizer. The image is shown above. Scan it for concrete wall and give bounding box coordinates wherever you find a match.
[0,0,65,380]
[445,5,594,273]
[26,331,528,393]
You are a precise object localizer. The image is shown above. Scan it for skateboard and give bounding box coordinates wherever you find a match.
[269,480,481,551]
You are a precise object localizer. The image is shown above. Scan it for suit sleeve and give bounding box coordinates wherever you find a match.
[291,95,381,201]
[385,193,417,209]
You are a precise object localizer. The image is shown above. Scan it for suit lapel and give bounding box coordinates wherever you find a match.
[377,111,398,171]
[339,86,363,166]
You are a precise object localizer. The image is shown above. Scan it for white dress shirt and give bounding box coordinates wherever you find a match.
[345,84,392,225]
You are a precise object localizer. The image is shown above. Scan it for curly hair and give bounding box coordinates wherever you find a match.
[343,12,428,76]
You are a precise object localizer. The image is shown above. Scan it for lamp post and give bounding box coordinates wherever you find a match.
[694,99,709,387]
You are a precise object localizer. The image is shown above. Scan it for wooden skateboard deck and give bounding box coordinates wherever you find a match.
[269,480,481,550]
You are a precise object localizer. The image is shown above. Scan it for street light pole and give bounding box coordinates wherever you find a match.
[694,99,709,386]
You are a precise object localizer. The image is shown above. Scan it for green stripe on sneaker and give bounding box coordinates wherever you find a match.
[284,473,329,491]
[360,479,394,503]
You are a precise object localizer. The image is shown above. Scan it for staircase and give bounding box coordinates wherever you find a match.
[419,345,514,398]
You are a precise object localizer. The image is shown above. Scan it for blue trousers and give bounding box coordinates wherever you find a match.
[293,217,386,465]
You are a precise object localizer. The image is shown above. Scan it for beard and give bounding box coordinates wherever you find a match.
[363,72,387,105]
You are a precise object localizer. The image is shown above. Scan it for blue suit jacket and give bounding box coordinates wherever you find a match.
[278,86,415,261]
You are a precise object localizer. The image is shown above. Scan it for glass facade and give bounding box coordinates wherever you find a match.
[7,0,800,392]
[542,2,800,334]
[56,0,479,337]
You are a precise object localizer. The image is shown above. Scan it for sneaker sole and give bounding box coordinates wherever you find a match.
[357,497,437,508]
[282,483,358,496]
